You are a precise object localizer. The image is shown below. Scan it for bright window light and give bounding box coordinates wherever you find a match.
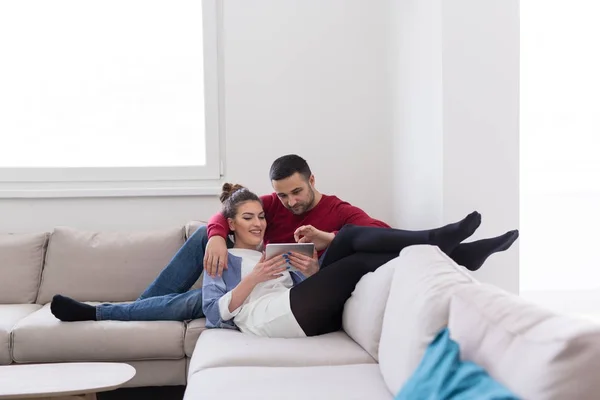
[0,0,209,169]
[520,1,600,291]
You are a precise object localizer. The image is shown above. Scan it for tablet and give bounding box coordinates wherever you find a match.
[265,243,315,272]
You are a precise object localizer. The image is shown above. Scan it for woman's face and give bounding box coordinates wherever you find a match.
[228,200,267,249]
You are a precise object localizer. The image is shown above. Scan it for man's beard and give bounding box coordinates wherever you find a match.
[288,187,315,215]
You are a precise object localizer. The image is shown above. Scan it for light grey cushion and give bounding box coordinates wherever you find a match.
[184,318,207,357]
[450,283,600,400]
[12,304,185,363]
[185,364,393,400]
[188,329,375,378]
[123,360,186,388]
[0,233,49,304]
[0,304,42,364]
[37,226,185,304]
[343,259,396,361]
[185,221,206,240]
[378,245,477,395]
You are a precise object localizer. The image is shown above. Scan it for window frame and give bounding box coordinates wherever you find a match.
[0,0,224,198]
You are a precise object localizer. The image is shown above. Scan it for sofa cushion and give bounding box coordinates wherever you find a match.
[184,318,207,357]
[449,282,600,400]
[0,304,42,364]
[0,233,48,304]
[184,364,393,400]
[188,329,375,377]
[378,245,477,395]
[184,221,206,240]
[11,303,185,363]
[37,226,185,304]
[343,259,396,361]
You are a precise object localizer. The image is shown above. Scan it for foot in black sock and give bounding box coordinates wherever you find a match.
[450,230,519,271]
[430,211,482,254]
[51,294,97,322]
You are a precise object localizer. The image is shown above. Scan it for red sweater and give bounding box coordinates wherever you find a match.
[207,193,390,255]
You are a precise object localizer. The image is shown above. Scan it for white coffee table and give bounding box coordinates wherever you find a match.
[0,362,136,400]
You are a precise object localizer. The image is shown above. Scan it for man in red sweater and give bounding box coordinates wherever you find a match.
[130,154,390,301]
[203,154,390,276]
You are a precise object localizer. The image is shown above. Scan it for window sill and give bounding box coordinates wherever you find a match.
[0,182,222,198]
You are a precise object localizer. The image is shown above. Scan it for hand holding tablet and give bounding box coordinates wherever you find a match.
[265,243,315,272]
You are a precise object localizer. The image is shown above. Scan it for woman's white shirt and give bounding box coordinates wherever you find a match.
[217,248,306,338]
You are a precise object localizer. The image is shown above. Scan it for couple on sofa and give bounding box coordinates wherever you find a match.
[51,154,519,338]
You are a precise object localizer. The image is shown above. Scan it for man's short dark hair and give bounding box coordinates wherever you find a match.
[269,154,312,181]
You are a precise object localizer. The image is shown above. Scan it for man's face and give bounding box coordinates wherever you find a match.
[272,172,316,215]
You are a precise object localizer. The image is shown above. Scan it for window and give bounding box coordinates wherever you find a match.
[520,1,600,294]
[0,0,222,197]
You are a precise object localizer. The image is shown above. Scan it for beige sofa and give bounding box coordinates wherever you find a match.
[2,224,600,399]
[0,223,206,387]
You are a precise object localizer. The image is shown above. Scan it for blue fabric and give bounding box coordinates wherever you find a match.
[202,252,244,330]
[96,288,205,321]
[395,328,520,400]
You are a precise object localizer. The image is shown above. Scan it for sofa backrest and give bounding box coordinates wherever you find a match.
[185,220,206,240]
[0,232,49,304]
[377,245,477,395]
[449,282,600,400]
[36,226,186,304]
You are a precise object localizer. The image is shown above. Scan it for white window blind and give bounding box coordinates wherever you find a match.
[0,0,221,195]
[520,1,600,291]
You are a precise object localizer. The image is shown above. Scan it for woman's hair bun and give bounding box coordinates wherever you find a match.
[220,183,246,203]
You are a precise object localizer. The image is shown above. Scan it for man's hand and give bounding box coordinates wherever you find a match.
[204,236,228,277]
[294,225,335,251]
[287,249,320,277]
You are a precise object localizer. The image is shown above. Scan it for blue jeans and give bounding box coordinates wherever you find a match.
[96,226,209,321]
[95,226,330,322]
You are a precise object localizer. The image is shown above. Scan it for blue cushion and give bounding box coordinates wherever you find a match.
[395,328,520,400]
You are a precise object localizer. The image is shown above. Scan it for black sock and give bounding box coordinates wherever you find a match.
[430,211,482,255]
[51,294,97,322]
[450,230,519,271]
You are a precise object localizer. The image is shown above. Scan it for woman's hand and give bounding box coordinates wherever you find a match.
[247,253,289,285]
[228,253,287,313]
[293,225,335,251]
[204,236,229,277]
[287,249,320,277]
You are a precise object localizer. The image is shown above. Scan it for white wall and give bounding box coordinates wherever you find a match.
[0,0,393,233]
[390,0,444,230]
[391,0,520,292]
[0,0,520,293]
[442,0,520,292]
